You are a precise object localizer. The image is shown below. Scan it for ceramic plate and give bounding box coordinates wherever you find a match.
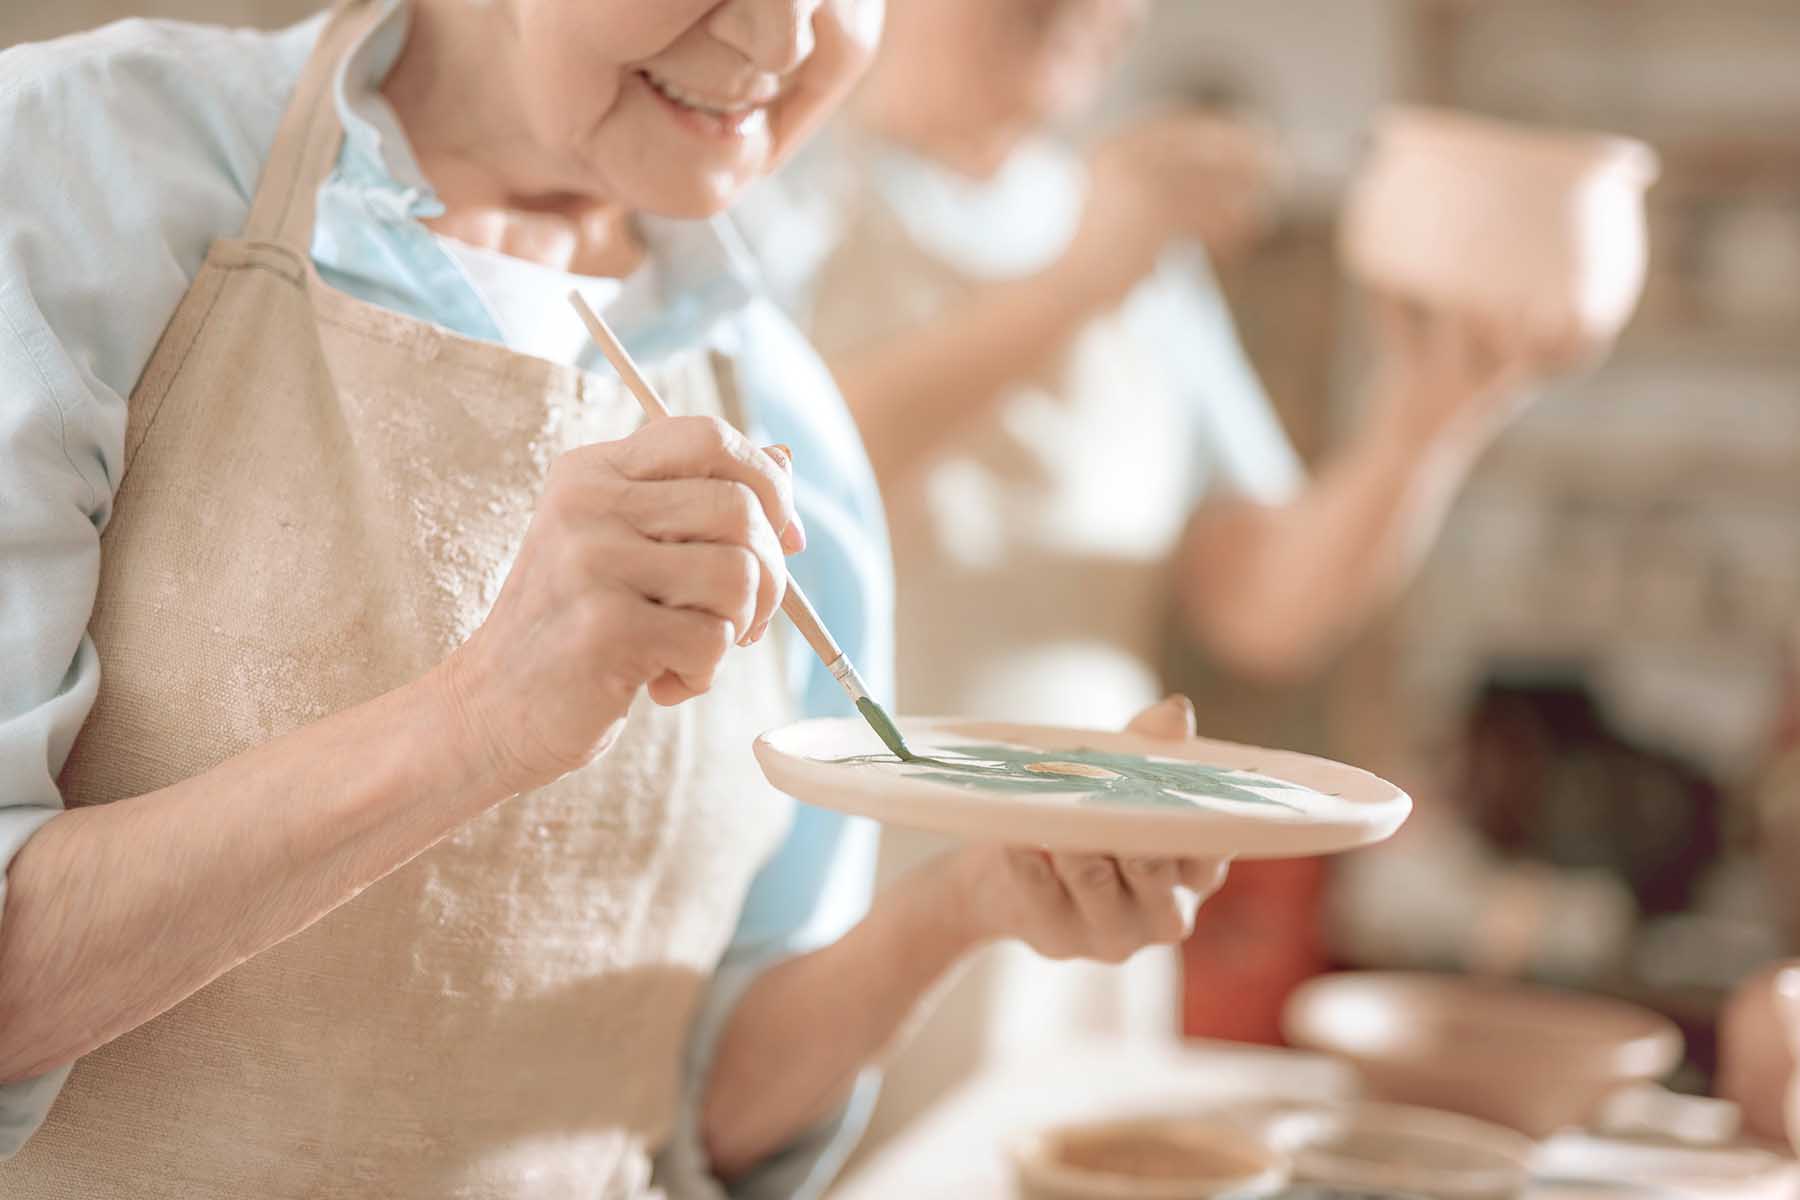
[753,717,1410,859]
[1245,1101,1532,1200]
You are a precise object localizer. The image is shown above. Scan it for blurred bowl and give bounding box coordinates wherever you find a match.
[1775,966,1800,1155]
[1010,1117,1289,1200]
[1250,1101,1533,1199]
[1341,106,1659,357]
[1717,961,1800,1142]
[1536,1131,1792,1198]
[1282,972,1683,1137]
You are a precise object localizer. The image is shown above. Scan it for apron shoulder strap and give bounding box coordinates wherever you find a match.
[242,0,391,255]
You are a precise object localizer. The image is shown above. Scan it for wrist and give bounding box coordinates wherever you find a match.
[1367,379,1494,471]
[422,650,530,804]
[882,852,992,970]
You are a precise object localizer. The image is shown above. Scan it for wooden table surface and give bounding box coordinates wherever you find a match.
[828,1036,1800,1200]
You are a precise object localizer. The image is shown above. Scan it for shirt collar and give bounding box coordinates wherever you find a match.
[326,0,757,351]
[862,133,1088,280]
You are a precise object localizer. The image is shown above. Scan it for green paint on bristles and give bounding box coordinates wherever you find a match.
[855,696,917,762]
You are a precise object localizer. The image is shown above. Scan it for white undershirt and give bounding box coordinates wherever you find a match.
[434,234,632,366]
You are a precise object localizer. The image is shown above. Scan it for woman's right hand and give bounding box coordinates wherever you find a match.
[439,415,806,794]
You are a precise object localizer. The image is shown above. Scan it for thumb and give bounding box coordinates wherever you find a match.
[1125,693,1197,741]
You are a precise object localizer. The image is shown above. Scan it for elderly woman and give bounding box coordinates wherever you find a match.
[0,1,1226,1195]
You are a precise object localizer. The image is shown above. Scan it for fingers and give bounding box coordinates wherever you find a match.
[982,845,1231,964]
[1056,854,1139,961]
[602,416,805,554]
[1124,693,1197,740]
[999,848,1080,957]
[1049,853,1207,961]
[623,600,738,704]
[604,538,770,643]
[1119,857,1194,946]
[1178,856,1232,898]
[609,478,789,642]
[560,420,805,658]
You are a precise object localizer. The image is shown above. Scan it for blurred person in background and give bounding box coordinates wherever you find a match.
[742,0,1576,1136]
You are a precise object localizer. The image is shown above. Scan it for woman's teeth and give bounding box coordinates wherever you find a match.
[643,72,761,120]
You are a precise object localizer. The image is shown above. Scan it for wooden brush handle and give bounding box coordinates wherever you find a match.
[574,295,674,420]
[570,292,845,665]
[779,583,844,666]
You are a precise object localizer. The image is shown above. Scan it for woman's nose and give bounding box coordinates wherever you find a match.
[709,0,822,75]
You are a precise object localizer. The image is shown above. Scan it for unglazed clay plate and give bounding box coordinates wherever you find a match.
[753,718,1410,859]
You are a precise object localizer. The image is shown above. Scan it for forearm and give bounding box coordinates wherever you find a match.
[0,668,506,1082]
[700,852,979,1182]
[830,256,1127,488]
[1182,407,1490,680]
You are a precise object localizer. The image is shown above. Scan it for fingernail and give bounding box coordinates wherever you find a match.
[780,520,807,555]
[765,444,793,471]
[751,619,772,644]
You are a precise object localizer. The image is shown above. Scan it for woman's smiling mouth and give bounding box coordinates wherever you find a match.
[639,69,773,140]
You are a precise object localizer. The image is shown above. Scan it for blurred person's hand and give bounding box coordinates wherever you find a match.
[927,694,1230,961]
[1064,110,1279,305]
[1365,295,1572,449]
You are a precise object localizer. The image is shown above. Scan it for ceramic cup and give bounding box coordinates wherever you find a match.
[1010,1117,1289,1200]
[1340,106,1659,360]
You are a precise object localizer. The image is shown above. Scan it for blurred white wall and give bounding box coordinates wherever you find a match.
[1113,0,1405,207]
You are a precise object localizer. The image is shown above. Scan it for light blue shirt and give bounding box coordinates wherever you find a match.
[0,7,891,1195]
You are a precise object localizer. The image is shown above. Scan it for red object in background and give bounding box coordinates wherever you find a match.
[1180,857,1329,1045]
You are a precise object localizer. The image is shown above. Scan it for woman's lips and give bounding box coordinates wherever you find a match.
[638,70,771,141]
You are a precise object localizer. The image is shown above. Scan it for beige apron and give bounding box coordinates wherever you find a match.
[2,3,793,1196]
[807,155,1192,730]
[805,148,1189,1151]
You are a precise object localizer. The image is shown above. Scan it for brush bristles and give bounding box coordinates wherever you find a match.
[855,696,916,761]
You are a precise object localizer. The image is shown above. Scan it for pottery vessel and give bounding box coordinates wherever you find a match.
[1776,966,1800,1155]
[1282,972,1683,1138]
[1535,1131,1794,1199]
[1248,1101,1532,1200]
[1341,106,1659,356]
[1717,962,1800,1143]
[1010,1117,1289,1200]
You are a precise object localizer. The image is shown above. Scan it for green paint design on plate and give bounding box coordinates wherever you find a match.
[832,743,1307,812]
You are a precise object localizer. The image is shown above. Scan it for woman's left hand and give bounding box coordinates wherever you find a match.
[703,695,1225,1178]
[938,695,1230,962]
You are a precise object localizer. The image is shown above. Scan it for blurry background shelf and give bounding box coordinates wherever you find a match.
[1127,0,1800,1071]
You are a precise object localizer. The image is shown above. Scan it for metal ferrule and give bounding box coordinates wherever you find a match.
[827,655,871,703]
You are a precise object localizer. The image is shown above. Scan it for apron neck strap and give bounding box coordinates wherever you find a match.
[243,0,391,255]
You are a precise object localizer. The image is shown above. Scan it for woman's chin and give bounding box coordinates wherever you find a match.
[626,168,760,222]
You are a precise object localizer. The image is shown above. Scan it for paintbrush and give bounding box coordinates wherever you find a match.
[568,291,916,762]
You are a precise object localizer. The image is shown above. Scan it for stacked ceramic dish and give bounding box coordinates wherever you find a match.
[1008,1101,1534,1200]
[1009,1117,1289,1200]
[1007,971,1800,1199]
